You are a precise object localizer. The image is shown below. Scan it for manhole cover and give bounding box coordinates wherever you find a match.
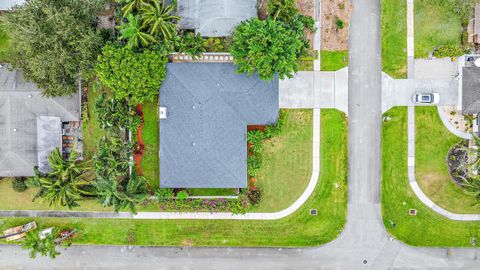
[363,259,367,265]
[310,209,318,216]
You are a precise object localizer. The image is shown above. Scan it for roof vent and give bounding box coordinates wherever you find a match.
[159,107,167,119]
[192,142,196,146]
[27,94,32,98]
[13,128,17,132]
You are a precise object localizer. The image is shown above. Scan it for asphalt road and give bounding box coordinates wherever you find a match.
[1,1,479,269]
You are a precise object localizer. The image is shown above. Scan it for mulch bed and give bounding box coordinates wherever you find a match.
[134,104,145,176]
[446,141,469,186]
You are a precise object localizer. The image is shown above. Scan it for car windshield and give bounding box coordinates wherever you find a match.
[420,95,431,102]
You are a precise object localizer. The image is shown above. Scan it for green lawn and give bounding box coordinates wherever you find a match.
[187,189,237,196]
[382,107,480,247]
[415,0,463,58]
[381,0,407,78]
[0,178,109,211]
[0,109,347,247]
[320,51,348,71]
[415,107,480,214]
[82,85,105,160]
[251,110,313,212]
[0,24,11,62]
[141,101,160,190]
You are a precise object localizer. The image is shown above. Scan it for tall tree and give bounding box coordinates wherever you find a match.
[230,17,310,80]
[95,174,148,214]
[118,14,157,49]
[30,148,92,209]
[21,230,60,259]
[119,0,150,17]
[141,0,179,40]
[96,44,168,105]
[1,0,106,96]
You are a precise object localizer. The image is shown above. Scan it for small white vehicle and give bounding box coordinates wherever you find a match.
[412,93,440,104]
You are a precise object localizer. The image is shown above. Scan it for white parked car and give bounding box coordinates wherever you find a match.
[412,93,440,104]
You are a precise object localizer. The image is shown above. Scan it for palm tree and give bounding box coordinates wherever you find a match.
[94,135,133,179]
[95,174,148,214]
[462,176,480,203]
[21,230,59,259]
[118,14,156,49]
[31,148,92,209]
[120,0,150,17]
[141,0,179,41]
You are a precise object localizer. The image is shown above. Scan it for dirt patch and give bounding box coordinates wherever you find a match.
[181,239,194,247]
[134,104,145,176]
[321,0,352,50]
[296,0,315,49]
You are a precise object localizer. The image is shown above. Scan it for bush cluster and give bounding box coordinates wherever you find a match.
[12,177,27,192]
[434,45,464,58]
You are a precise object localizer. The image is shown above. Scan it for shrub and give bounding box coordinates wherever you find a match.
[95,93,141,132]
[96,44,168,105]
[434,44,464,58]
[335,18,345,29]
[247,155,262,177]
[462,31,469,45]
[264,110,288,138]
[12,177,27,192]
[176,190,188,200]
[155,188,174,202]
[230,18,310,80]
[247,188,262,205]
[268,0,298,22]
[204,37,225,52]
[247,130,264,154]
[176,32,205,59]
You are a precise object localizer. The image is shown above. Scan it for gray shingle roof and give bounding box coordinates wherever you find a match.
[177,0,257,37]
[159,63,279,188]
[0,0,24,10]
[462,66,480,114]
[0,66,80,176]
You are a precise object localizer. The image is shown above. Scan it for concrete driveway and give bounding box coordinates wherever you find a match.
[415,58,459,79]
[279,68,348,113]
[382,75,459,112]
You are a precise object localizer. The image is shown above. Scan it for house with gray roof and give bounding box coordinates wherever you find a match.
[0,66,81,176]
[177,0,257,37]
[462,66,480,114]
[0,0,24,10]
[159,63,279,188]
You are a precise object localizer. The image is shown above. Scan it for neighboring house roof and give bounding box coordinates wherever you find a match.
[0,0,24,10]
[159,63,279,188]
[177,0,257,37]
[462,66,480,115]
[0,66,80,176]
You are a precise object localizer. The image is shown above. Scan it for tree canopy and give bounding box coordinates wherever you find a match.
[29,148,91,209]
[1,0,106,96]
[96,44,168,105]
[230,17,310,80]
